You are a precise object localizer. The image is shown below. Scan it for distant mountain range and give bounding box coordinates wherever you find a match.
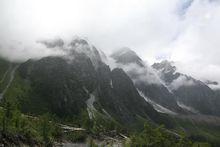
[152,60,220,115]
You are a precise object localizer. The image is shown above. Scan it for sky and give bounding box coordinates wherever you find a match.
[0,0,220,87]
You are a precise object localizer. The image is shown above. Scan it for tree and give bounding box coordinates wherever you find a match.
[2,99,17,133]
[39,113,53,146]
[130,123,193,147]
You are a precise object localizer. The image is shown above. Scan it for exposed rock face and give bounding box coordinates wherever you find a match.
[152,60,218,115]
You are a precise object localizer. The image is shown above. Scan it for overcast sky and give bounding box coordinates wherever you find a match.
[0,0,220,86]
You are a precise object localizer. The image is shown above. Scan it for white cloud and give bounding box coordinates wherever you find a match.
[169,75,196,90]
[0,40,64,62]
[0,0,220,86]
[174,62,220,89]
[0,0,180,60]
[114,62,162,85]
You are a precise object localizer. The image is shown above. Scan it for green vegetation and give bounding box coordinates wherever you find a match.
[0,99,63,146]
[0,95,215,146]
[90,111,124,134]
[174,117,220,147]
[129,123,193,147]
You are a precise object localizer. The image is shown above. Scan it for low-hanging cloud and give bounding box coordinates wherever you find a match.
[36,38,64,49]
[169,75,196,90]
[113,62,163,85]
[0,40,64,62]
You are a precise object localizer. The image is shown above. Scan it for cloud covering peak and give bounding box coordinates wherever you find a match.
[1,0,220,85]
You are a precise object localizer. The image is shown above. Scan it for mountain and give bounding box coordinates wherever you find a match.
[2,40,220,146]
[111,48,183,114]
[152,60,218,115]
[3,38,174,128]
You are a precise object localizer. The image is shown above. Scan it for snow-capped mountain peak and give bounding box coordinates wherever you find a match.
[111,47,144,67]
[67,37,103,68]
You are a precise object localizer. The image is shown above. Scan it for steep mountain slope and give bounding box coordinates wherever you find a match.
[111,48,183,114]
[152,60,217,115]
[3,39,175,128]
[96,64,174,127]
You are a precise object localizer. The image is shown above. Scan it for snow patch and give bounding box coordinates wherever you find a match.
[110,79,113,88]
[102,109,112,118]
[86,94,97,119]
[83,86,89,94]
[138,91,177,115]
[177,101,199,114]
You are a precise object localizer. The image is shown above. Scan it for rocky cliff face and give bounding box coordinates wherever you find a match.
[152,60,219,115]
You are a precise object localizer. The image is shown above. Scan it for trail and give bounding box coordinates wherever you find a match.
[0,65,19,100]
